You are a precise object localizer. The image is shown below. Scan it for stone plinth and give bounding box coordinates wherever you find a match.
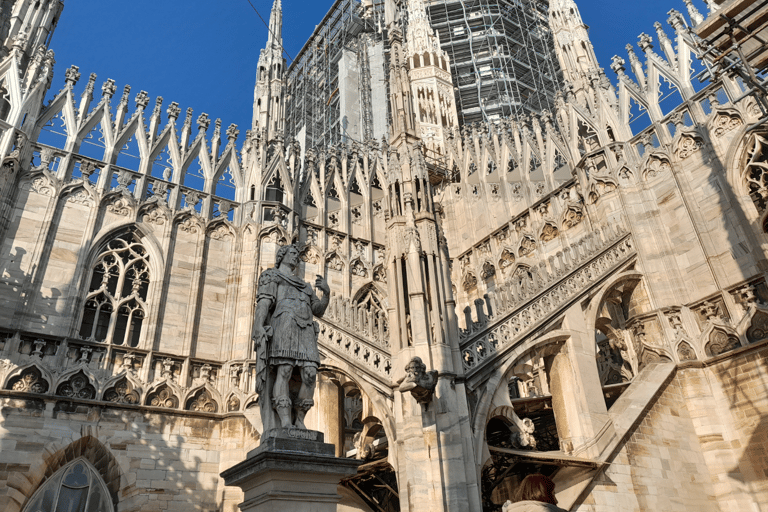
[221,429,360,512]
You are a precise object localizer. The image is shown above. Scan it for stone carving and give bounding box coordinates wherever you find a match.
[746,311,768,344]
[252,244,330,431]
[676,135,704,159]
[563,207,583,229]
[643,155,671,180]
[56,372,96,400]
[327,253,344,271]
[161,358,176,380]
[227,395,241,412]
[705,329,740,357]
[677,341,697,361]
[142,205,167,226]
[519,236,536,257]
[8,366,49,393]
[460,230,632,371]
[187,388,218,413]
[744,132,768,214]
[106,195,132,216]
[177,216,202,234]
[510,417,537,450]
[398,357,438,406]
[499,249,515,272]
[540,224,559,242]
[463,272,477,291]
[351,259,368,277]
[300,246,320,264]
[147,385,178,408]
[373,265,387,283]
[208,224,234,241]
[31,339,46,358]
[481,262,496,280]
[104,378,140,404]
[711,112,742,137]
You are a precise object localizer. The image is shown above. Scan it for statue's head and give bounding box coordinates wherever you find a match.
[275,244,299,270]
[404,356,426,382]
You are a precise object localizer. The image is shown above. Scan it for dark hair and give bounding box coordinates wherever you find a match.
[513,474,557,505]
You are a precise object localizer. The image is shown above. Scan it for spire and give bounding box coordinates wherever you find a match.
[548,0,605,107]
[252,0,286,139]
[267,0,282,49]
[406,0,440,55]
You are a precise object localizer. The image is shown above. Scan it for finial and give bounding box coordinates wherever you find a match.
[135,91,149,109]
[682,0,704,26]
[196,112,210,131]
[118,85,131,106]
[152,96,163,117]
[667,9,686,31]
[167,102,181,120]
[226,123,240,142]
[101,79,116,99]
[64,65,81,87]
[637,33,653,53]
[84,73,97,97]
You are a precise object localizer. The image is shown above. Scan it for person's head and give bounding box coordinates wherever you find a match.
[275,244,299,270]
[514,473,558,505]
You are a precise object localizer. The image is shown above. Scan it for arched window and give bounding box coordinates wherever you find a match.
[23,458,114,512]
[353,284,385,314]
[79,231,149,346]
[265,172,285,203]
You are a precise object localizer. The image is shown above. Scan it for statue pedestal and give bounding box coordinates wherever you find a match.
[221,429,360,512]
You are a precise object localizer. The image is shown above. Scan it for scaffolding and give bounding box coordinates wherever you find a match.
[285,0,566,150]
[691,0,768,122]
[284,0,385,151]
[425,0,564,125]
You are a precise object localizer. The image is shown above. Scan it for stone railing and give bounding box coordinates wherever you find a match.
[28,143,240,223]
[460,225,635,375]
[316,319,392,384]
[324,294,389,350]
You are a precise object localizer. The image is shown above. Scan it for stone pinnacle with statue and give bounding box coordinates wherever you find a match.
[251,243,331,433]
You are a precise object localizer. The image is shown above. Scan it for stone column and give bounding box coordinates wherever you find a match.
[221,430,359,512]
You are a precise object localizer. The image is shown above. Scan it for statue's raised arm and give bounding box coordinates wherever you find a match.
[251,244,330,432]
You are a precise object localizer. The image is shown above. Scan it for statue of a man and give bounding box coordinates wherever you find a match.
[252,244,330,431]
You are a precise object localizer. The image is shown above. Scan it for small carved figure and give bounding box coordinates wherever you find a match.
[252,244,331,431]
[398,356,438,406]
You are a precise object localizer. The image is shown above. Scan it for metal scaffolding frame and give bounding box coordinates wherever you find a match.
[691,0,768,124]
[284,0,566,149]
[284,0,385,151]
[425,0,564,125]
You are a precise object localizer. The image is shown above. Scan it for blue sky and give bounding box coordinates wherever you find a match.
[44,0,709,138]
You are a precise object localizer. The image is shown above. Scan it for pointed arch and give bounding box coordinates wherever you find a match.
[102,374,141,404]
[353,282,387,313]
[77,229,151,347]
[10,437,122,512]
[22,458,115,512]
[144,380,180,409]
[4,363,51,393]
[184,384,221,413]
[53,367,99,399]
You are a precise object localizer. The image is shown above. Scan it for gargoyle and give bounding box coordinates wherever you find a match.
[397,357,438,406]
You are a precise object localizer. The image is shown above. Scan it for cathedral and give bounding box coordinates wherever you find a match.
[0,0,766,510]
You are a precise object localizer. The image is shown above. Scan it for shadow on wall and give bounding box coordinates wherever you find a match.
[0,402,244,512]
[714,350,768,498]
[0,246,62,331]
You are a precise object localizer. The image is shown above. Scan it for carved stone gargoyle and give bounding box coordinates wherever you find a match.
[397,357,438,406]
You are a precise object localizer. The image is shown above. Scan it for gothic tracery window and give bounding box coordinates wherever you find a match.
[22,459,114,512]
[79,231,149,347]
[744,131,768,219]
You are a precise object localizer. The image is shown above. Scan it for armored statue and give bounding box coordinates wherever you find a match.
[252,244,330,431]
